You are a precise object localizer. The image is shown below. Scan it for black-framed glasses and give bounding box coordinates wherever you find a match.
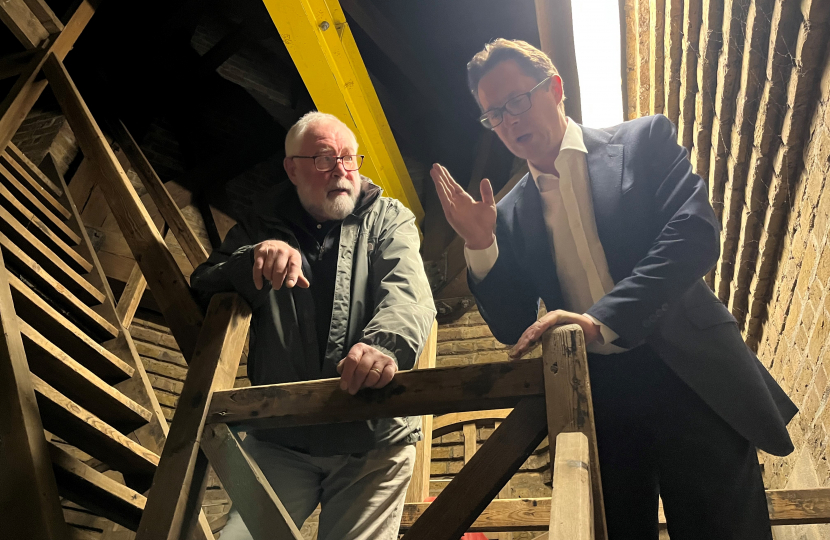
[479,76,552,129]
[291,154,365,172]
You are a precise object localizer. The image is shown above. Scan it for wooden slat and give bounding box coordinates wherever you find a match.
[401,397,548,540]
[208,356,545,428]
[8,273,131,381]
[534,0,582,122]
[22,320,150,432]
[0,0,49,48]
[0,244,69,540]
[0,0,100,151]
[43,52,204,361]
[542,325,606,540]
[400,488,830,530]
[0,156,78,243]
[649,0,666,115]
[463,422,477,464]
[50,442,146,531]
[117,264,147,329]
[432,409,513,438]
[0,49,36,81]
[0,205,103,303]
[662,0,683,126]
[677,0,701,149]
[635,0,651,117]
[406,320,437,505]
[1,236,115,338]
[200,423,303,540]
[32,373,159,477]
[109,120,208,269]
[21,0,63,33]
[6,141,65,200]
[136,293,251,540]
[550,433,592,539]
[621,0,638,119]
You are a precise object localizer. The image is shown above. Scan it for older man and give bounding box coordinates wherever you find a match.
[191,112,435,540]
[431,39,796,539]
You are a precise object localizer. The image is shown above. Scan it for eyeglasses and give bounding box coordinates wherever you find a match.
[479,76,552,130]
[291,154,365,172]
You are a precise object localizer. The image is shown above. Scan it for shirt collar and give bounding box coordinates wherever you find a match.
[528,117,587,182]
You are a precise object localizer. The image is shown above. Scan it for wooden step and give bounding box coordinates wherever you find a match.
[50,442,145,531]
[8,274,132,380]
[0,186,90,273]
[0,207,102,303]
[0,159,80,244]
[3,143,69,217]
[33,374,159,478]
[22,321,150,432]
[2,235,113,336]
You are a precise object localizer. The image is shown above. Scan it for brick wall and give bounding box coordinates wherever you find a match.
[11,108,78,175]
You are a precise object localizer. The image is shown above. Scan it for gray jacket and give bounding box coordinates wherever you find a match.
[190,180,436,455]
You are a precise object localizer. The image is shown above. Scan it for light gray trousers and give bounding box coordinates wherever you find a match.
[219,435,416,540]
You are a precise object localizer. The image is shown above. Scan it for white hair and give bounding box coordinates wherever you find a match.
[284,111,358,156]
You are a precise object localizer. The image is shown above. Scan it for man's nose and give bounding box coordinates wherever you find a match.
[331,157,348,177]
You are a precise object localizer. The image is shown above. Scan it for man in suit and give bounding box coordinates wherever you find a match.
[431,39,797,539]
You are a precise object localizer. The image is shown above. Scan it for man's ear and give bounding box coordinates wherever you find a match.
[283,156,299,187]
[551,74,564,105]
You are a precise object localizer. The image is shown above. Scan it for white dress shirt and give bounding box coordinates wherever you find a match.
[465,119,627,355]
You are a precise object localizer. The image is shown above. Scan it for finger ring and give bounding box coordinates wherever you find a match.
[370,368,382,374]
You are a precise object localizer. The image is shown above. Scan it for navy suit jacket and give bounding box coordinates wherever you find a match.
[470,114,797,456]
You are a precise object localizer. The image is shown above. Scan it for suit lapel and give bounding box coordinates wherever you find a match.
[582,125,625,252]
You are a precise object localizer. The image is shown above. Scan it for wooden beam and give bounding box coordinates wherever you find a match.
[463,422,477,464]
[200,423,303,540]
[549,433,592,539]
[405,320,438,504]
[6,142,64,197]
[542,324,606,540]
[635,0,650,117]
[0,244,69,540]
[535,0,582,123]
[649,0,666,115]
[43,53,204,361]
[677,0,701,150]
[620,0,637,120]
[207,356,545,428]
[135,293,251,540]
[0,0,49,49]
[432,409,513,438]
[662,0,683,126]
[108,119,208,269]
[400,488,830,531]
[117,264,148,329]
[21,0,62,33]
[401,397,548,540]
[0,49,37,81]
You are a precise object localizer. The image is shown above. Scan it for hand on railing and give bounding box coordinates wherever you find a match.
[509,310,600,359]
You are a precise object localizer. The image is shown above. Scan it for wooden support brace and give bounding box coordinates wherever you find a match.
[135,293,251,540]
[42,53,204,361]
[405,320,437,504]
[117,264,148,329]
[0,0,49,49]
[542,324,607,540]
[200,423,303,540]
[549,432,592,540]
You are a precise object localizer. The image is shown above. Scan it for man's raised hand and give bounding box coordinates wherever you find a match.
[252,239,310,290]
[430,163,497,250]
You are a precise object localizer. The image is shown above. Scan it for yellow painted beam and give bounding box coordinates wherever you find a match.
[264,0,424,223]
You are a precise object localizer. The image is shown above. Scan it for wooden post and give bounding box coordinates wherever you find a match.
[42,52,204,361]
[534,0,582,123]
[117,264,148,329]
[135,293,251,540]
[0,246,70,540]
[405,320,437,504]
[550,432,593,540]
[201,423,303,540]
[542,324,607,540]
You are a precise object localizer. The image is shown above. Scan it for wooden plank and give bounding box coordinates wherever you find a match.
[0,0,49,48]
[109,120,208,269]
[406,320,437,505]
[0,0,100,151]
[0,49,36,81]
[677,0,701,149]
[432,409,513,438]
[550,433,592,540]
[6,141,65,199]
[620,0,638,119]
[542,324,606,540]
[21,320,150,432]
[649,0,666,115]
[201,423,303,540]
[635,0,650,117]
[662,0,683,126]
[21,0,63,33]
[208,356,545,428]
[32,373,159,477]
[8,273,132,381]
[1,236,115,338]
[50,442,146,531]
[135,293,251,540]
[0,244,69,540]
[43,53,204,361]
[0,157,79,243]
[117,264,147,329]
[401,397,548,540]
[463,422,477,464]
[534,0,582,122]
[0,205,103,303]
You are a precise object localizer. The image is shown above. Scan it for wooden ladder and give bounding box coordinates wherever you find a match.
[0,1,233,539]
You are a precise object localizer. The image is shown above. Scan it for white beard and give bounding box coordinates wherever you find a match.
[297,186,358,221]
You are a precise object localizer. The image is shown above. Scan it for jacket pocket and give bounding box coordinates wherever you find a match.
[684,301,737,329]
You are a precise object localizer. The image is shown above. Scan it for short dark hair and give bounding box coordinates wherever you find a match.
[467,39,563,109]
